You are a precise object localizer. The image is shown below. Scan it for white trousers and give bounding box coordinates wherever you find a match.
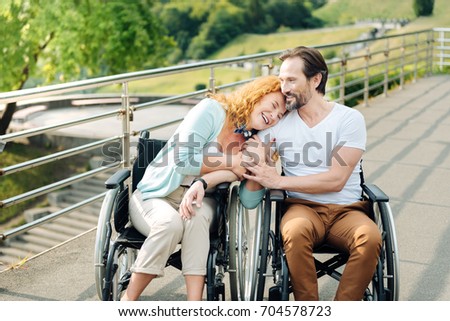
[129,187,214,276]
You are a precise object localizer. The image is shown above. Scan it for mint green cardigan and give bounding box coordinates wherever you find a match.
[137,97,265,208]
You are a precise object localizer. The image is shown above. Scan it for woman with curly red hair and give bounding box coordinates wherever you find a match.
[122,75,287,301]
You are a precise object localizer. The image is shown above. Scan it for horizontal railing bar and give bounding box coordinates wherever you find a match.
[346,65,368,74]
[369,81,385,92]
[0,136,121,176]
[344,77,364,87]
[0,29,433,106]
[0,162,121,209]
[134,90,208,111]
[0,107,121,144]
[344,88,365,100]
[132,117,185,137]
[132,80,253,135]
[326,85,340,94]
[0,192,107,241]
[133,79,251,112]
[0,54,281,104]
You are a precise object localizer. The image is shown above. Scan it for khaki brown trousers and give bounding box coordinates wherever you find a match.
[280,198,382,301]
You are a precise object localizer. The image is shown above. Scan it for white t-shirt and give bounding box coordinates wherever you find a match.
[257,102,366,205]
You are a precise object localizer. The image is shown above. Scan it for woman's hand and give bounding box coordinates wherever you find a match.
[230,151,247,180]
[179,180,205,220]
[242,136,275,166]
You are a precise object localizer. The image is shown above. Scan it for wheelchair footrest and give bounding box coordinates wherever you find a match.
[268,285,282,301]
[118,271,132,291]
[166,249,182,270]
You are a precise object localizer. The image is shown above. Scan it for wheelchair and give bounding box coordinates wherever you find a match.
[259,181,400,301]
[93,131,231,301]
[227,176,399,301]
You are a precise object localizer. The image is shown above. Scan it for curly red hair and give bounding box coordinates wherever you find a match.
[209,75,282,128]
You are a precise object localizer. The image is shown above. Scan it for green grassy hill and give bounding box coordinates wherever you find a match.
[313,0,416,26]
[210,25,373,59]
[314,0,450,30]
[212,0,449,60]
[101,0,449,95]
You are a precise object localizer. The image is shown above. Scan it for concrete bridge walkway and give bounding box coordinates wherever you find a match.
[1,75,450,301]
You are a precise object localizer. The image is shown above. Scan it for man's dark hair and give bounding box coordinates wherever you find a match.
[279,46,328,95]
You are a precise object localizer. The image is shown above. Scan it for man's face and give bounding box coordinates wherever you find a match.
[279,57,313,111]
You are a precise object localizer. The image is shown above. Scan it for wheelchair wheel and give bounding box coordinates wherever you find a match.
[256,193,273,300]
[94,187,120,299]
[370,201,399,301]
[228,184,264,300]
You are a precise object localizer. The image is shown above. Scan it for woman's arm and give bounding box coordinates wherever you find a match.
[179,170,238,220]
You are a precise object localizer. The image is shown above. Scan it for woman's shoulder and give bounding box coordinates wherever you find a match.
[197,97,225,111]
[185,98,226,126]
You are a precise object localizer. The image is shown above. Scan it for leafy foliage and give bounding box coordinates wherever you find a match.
[413,0,435,17]
[0,0,175,134]
[0,142,88,225]
[155,0,323,61]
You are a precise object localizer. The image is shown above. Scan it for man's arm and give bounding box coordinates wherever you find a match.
[243,146,363,194]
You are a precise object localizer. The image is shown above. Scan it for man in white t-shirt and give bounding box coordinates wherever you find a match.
[242,46,382,301]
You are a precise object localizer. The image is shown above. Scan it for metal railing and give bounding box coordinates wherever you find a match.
[1,27,449,243]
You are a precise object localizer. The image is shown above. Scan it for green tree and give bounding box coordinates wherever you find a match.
[187,1,246,59]
[154,1,209,62]
[413,0,434,17]
[266,0,322,30]
[0,0,175,135]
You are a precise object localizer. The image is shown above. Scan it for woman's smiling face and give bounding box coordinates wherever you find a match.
[248,91,287,130]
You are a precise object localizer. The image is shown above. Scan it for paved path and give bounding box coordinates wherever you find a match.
[1,75,450,301]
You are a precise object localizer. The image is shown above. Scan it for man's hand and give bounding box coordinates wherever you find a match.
[179,180,205,220]
[242,161,282,189]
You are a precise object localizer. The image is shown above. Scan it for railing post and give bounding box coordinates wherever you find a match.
[339,46,346,105]
[263,58,274,75]
[428,30,434,76]
[400,35,405,90]
[414,33,418,83]
[439,29,444,71]
[121,82,131,168]
[209,67,216,94]
[384,38,389,97]
[364,44,370,107]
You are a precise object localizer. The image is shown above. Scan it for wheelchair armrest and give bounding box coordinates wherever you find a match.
[362,183,389,202]
[269,189,286,202]
[216,182,230,190]
[105,168,131,189]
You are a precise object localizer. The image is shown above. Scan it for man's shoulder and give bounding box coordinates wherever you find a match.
[333,102,364,120]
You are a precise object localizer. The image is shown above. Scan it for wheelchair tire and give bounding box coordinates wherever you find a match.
[366,200,399,301]
[256,194,273,300]
[94,187,120,300]
[228,184,264,300]
[378,201,399,301]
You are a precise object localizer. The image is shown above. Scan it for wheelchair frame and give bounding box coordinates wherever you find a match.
[261,183,400,301]
[93,131,231,301]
